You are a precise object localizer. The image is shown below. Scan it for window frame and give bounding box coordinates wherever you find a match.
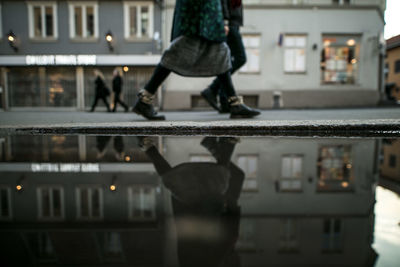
[279,154,303,192]
[27,1,58,40]
[127,185,157,221]
[68,1,99,40]
[75,186,104,220]
[123,1,154,41]
[0,186,12,220]
[37,186,65,221]
[283,34,307,74]
[239,34,261,74]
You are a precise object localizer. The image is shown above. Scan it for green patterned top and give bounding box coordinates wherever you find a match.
[171,0,226,43]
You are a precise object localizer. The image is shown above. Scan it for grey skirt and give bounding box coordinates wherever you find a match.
[160,36,232,77]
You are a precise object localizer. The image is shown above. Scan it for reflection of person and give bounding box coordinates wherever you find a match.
[90,69,111,112]
[96,136,111,159]
[202,0,246,113]
[112,68,129,112]
[142,136,244,266]
[132,0,260,120]
[113,136,125,160]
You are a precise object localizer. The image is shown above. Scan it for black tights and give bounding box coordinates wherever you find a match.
[144,64,236,98]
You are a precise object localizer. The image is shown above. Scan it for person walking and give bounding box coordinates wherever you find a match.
[201,0,246,113]
[132,0,260,120]
[90,69,111,112]
[112,68,129,112]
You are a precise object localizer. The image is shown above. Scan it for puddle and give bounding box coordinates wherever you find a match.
[0,135,399,266]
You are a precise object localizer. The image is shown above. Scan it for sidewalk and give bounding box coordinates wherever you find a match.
[0,108,400,136]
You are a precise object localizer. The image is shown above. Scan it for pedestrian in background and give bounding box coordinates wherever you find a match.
[90,69,111,112]
[112,68,129,112]
[201,0,246,113]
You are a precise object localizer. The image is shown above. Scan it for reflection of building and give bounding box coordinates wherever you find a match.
[380,139,400,182]
[385,35,400,101]
[0,0,162,111]
[162,0,386,109]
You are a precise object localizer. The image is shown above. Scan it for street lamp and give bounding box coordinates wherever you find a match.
[7,30,18,52]
[105,30,114,52]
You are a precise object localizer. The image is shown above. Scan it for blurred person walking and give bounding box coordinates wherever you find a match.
[90,69,111,112]
[132,0,260,120]
[112,68,129,112]
[201,0,246,113]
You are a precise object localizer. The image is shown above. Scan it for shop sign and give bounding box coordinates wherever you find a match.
[31,163,100,172]
[26,55,96,66]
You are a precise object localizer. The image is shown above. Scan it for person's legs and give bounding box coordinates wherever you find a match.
[144,64,172,94]
[101,96,111,112]
[113,92,128,112]
[112,93,118,112]
[145,146,172,176]
[90,95,99,111]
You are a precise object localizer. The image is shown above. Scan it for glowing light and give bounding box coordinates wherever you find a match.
[124,155,131,162]
[123,66,129,72]
[106,34,113,42]
[346,163,353,168]
[8,35,15,42]
[351,59,357,64]
[323,40,331,47]
[346,39,356,46]
[341,181,349,188]
[110,185,116,191]
[16,185,23,191]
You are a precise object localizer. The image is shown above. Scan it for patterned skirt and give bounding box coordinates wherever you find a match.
[160,36,232,77]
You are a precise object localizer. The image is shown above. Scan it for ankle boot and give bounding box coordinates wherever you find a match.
[132,89,165,120]
[228,96,261,119]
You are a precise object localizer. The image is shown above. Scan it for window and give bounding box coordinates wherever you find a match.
[237,155,258,191]
[0,4,2,39]
[0,187,12,220]
[236,219,256,251]
[317,145,353,192]
[27,2,58,39]
[240,35,260,73]
[128,186,156,220]
[190,154,214,162]
[395,60,400,73]
[76,187,103,220]
[37,187,64,220]
[69,2,98,39]
[279,155,303,192]
[321,35,360,84]
[279,219,299,253]
[99,232,123,261]
[284,35,307,73]
[322,219,342,253]
[26,232,56,261]
[332,0,351,5]
[124,1,154,39]
[389,154,396,168]
[385,63,389,80]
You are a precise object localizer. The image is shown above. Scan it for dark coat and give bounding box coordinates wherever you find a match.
[95,76,109,97]
[221,0,243,26]
[171,0,226,43]
[112,75,123,93]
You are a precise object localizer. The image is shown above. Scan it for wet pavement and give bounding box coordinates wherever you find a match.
[0,134,399,266]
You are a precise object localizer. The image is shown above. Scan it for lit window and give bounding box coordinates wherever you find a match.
[124,1,154,39]
[240,35,260,73]
[0,187,12,220]
[69,2,98,39]
[284,35,307,73]
[76,187,103,220]
[128,186,156,220]
[322,219,342,253]
[317,145,353,192]
[27,2,58,39]
[279,219,299,253]
[279,155,303,192]
[237,155,258,191]
[321,35,360,84]
[37,187,64,220]
[189,154,215,162]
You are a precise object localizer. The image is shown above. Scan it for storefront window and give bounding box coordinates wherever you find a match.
[8,67,76,108]
[321,35,360,84]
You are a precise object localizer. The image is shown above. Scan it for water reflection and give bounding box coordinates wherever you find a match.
[0,135,398,266]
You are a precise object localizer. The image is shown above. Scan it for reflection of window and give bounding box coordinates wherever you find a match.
[284,35,306,73]
[279,155,303,192]
[69,2,98,39]
[76,187,103,220]
[395,60,400,74]
[322,219,342,253]
[128,186,156,220]
[236,219,256,251]
[101,232,123,261]
[332,0,351,5]
[37,187,64,220]
[26,232,56,261]
[317,145,353,192]
[0,187,12,220]
[189,154,214,162]
[124,1,154,39]
[389,155,397,168]
[237,155,258,191]
[321,35,360,84]
[240,35,260,73]
[27,2,58,39]
[279,219,299,253]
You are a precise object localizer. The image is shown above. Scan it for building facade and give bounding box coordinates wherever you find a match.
[162,0,386,109]
[0,0,163,111]
[385,34,400,101]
